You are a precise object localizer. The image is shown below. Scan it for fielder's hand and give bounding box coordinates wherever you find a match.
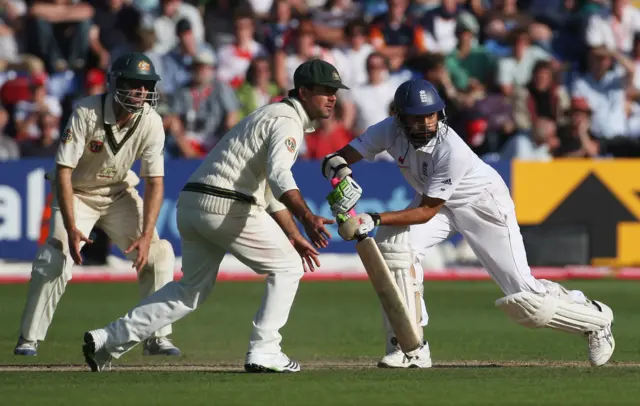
[338,213,381,241]
[289,234,321,272]
[125,233,153,272]
[302,214,335,248]
[68,227,93,265]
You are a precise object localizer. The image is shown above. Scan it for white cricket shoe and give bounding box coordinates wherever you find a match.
[82,331,112,372]
[586,301,615,367]
[244,351,301,373]
[378,343,432,368]
[143,337,181,356]
[14,336,38,356]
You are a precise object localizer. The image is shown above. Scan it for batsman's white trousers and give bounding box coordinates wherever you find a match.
[409,187,548,312]
[18,188,173,342]
[98,192,305,358]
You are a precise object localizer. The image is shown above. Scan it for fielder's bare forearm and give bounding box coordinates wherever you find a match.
[142,176,164,237]
[270,208,302,239]
[279,189,315,224]
[55,165,77,232]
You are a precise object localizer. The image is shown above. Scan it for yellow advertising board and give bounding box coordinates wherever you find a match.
[513,159,640,266]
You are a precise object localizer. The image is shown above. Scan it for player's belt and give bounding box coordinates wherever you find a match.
[182,182,257,204]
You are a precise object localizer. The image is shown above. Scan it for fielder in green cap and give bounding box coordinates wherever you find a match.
[287,58,349,120]
[81,58,349,374]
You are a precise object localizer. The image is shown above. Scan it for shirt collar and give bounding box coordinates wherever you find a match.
[418,134,438,154]
[104,92,144,125]
[286,97,316,133]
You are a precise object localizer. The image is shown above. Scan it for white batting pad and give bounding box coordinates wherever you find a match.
[375,226,424,351]
[495,282,613,334]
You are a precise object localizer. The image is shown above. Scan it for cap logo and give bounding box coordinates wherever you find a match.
[138,61,150,71]
[332,70,341,81]
[419,89,432,104]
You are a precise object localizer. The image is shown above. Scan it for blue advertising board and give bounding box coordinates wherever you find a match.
[0,158,511,260]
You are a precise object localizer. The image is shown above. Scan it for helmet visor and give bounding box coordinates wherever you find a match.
[113,78,159,112]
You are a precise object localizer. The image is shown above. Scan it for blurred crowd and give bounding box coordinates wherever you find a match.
[2,0,640,162]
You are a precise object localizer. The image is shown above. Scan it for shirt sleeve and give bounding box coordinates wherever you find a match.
[139,114,166,178]
[349,118,397,161]
[55,107,87,168]
[264,182,287,213]
[266,117,301,199]
[424,147,470,201]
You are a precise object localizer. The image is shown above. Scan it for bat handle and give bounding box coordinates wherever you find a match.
[331,177,357,217]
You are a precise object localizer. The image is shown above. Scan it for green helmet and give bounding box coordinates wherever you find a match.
[108,52,161,112]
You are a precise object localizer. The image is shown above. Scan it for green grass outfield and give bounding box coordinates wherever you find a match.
[1,280,639,405]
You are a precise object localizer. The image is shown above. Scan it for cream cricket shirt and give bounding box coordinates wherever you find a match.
[349,117,509,208]
[184,97,315,214]
[51,93,165,196]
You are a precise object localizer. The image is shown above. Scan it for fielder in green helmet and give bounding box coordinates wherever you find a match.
[109,52,161,113]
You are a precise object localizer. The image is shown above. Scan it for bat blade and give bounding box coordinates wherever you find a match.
[356,237,422,353]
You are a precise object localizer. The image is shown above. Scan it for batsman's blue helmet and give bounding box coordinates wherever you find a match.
[393,78,445,116]
[392,78,448,148]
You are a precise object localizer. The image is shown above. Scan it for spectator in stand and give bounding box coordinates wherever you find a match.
[0,0,24,64]
[13,73,61,143]
[162,18,215,95]
[165,50,240,158]
[18,108,60,157]
[445,14,496,94]
[585,0,640,55]
[571,45,634,140]
[525,60,570,126]
[216,7,268,89]
[109,14,165,96]
[349,52,403,135]
[554,96,601,157]
[88,0,139,69]
[25,0,94,72]
[482,0,553,44]
[152,0,204,55]
[302,101,353,159]
[235,56,280,119]
[500,117,559,161]
[369,0,427,70]
[310,0,362,47]
[420,0,465,54]
[0,102,19,160]
[259,0,300,55]
[497,27,554,97]
[339,18,375,88]
[274,19,338,88]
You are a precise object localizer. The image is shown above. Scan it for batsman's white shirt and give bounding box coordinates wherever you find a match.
[350,117,547,297]
[350,117,509,208]
[50,93,165,196]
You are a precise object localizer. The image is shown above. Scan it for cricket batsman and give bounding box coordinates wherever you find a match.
[13,52,181,357]
[81,59,346,373]
[322,78,615,368]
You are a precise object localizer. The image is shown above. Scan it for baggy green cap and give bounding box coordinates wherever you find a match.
[293,59,349,90]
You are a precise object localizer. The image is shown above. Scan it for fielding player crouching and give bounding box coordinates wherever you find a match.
[14,53,181,357]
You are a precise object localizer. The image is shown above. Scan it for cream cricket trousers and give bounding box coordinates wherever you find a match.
[18,188,174,342]
[99,193,305,359]
[409,188,548,309]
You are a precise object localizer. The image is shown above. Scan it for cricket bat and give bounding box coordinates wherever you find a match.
[330,178,422,354]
